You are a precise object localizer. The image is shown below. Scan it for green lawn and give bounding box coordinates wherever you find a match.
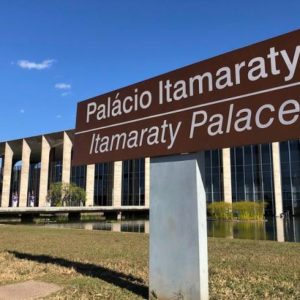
[0,225,299,299]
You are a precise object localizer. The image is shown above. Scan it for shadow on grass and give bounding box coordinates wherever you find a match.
[8,250,148,298]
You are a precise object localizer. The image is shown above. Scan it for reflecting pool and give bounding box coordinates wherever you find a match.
[42,217,300,242]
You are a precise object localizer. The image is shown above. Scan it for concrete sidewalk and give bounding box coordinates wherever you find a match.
[0,280,62,300]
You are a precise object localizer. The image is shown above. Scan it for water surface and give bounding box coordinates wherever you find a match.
[42,217,300,242]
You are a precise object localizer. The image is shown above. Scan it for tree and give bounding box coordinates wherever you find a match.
[47,182,86,207]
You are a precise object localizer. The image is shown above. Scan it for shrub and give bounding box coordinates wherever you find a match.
[208,202,232,220]
[208,201,266,220]
[232,201,266,220]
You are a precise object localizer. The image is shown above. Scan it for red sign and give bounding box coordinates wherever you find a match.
[73,29,300,165]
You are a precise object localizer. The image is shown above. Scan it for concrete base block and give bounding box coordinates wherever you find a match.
[149,153,209,300]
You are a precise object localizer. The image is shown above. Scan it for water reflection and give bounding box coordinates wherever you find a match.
[43,217,300,242]
[208,220,269,241]
[208,217,300,242]
[44,220,149,233]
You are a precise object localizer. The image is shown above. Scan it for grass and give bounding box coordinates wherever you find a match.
[0,225,299,299]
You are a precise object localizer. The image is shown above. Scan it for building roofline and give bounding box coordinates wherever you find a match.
[0,129,74,145]
[0,129,75,158]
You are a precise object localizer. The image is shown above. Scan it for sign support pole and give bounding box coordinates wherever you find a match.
[149,153,208,300]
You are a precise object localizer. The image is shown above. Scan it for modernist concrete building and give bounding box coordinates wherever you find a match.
[0,130,299,216]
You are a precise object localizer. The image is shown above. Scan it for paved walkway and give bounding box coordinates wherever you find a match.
[0,280,62,300]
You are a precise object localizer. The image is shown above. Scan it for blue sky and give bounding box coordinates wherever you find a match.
[0,0,299,141]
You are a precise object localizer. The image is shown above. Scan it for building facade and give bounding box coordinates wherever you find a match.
[0,130,299,216]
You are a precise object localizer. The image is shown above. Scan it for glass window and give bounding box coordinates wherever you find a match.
[48,161,62,186]
[94,162,113,206]
[10,163,22,207]
[230,143,275,215]
[280,140,300,215]
[71,165,86,189]
[122,159,145,206]
[204,149,223,203]
[28,163,41,207]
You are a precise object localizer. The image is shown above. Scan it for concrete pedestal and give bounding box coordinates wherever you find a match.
[276,217,285,242]
[149,153,208,300]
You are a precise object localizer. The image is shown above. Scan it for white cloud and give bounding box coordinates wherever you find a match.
[55,83,71,90]
[17,59,55,70]
[61,92,70,97]
[20,109,25,114]
[56,114,62,119]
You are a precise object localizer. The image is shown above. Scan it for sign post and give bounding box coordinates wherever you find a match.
[73,29,300,300]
